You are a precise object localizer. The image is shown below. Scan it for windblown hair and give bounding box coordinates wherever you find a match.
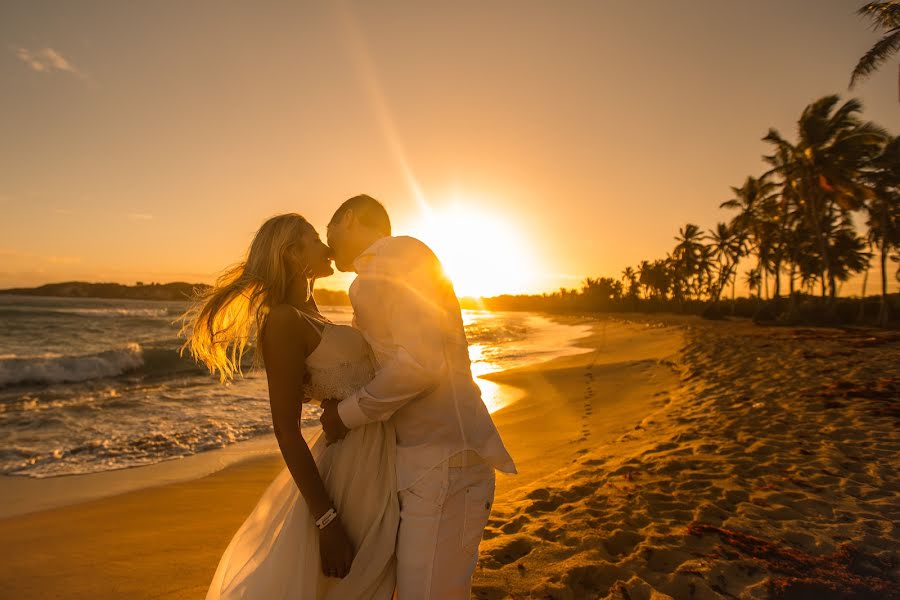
[179,213,312,382]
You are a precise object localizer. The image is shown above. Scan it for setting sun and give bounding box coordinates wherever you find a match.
[406,202,540,298]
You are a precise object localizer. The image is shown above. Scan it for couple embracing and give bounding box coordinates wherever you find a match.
[182,194,516,599]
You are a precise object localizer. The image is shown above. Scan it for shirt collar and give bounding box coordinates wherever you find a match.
[352,236,391,272]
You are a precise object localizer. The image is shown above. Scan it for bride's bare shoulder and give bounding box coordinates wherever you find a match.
[261,304,319,351]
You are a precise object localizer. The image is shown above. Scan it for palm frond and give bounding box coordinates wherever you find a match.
[849,27,900,88]
[762,128,784,144]
[827,98,864,135]
[857,2,900,30]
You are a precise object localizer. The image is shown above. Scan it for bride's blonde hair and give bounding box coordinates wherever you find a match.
[179,213,313,382]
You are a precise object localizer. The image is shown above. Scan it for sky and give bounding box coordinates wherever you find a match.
[2,1,898,297]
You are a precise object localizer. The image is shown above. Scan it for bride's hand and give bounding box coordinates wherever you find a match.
[318,517,354,578]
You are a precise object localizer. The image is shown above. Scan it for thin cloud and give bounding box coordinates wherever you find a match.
[128,213,154,221]
[0,249,81,265]
[47,255,82,265]
[14,47,87,80]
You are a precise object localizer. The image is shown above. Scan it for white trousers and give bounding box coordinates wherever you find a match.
[395,459,496,599]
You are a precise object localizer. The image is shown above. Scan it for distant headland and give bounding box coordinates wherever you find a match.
[0,281,205,301]
[0,281,352,305]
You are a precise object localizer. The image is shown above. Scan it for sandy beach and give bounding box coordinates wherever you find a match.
[1,315,897,599]
[473,317,899,599]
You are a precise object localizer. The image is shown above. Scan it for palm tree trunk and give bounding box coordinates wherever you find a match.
[880,243,890,327]
[773,258,781,311]
[858,264,869,323]
[789,263,796,295]
[731,273,736,315]
[810,192,833,305]
[787,262,798,317]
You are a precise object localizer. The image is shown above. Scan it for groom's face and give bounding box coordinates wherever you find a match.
[326,213,355,273]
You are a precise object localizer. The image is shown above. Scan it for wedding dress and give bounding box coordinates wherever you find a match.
[206,309,398,599]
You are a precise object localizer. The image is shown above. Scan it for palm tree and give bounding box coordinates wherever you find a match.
[581,277,621,309]
[849,1,900,101]
[763,95,887,304]
[696,243,715,301]
[795,242,825,297]
[721,175,777,304]
[828,221,873,297]
[708,222,743,305]
[744,269,762,300]
[638,258,672,302]
[672,223,706,304]
[621,266,639,308]
[761,140,808,312]
[636,260,652,300]
[721,175,776,241]
[862,135,900,324]
[858,239,875,322]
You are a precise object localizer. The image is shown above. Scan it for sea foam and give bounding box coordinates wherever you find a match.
[0,343,145,387]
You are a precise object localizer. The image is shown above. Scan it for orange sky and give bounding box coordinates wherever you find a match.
[2,1,898,297]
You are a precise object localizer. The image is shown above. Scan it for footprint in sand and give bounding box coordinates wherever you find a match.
[526,488,551,500]
[526,492,566,513]
[579,362,596,442]
[557,563,629,595]
[471,585,507,600]
[601,528,644,557]
[486,536,534,566]
[500,514,531,534]
[532,524,561,542]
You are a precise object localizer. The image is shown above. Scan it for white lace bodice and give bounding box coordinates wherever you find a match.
[301,317,376,402]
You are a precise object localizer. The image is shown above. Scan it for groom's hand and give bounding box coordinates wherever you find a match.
[320,398,349,446]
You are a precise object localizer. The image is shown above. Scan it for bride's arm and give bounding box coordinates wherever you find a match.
[261,304,354,579]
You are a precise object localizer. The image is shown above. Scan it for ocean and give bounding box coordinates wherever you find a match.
[0,295,591,478]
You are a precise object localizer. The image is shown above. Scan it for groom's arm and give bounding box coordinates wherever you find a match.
[336,247,450,429]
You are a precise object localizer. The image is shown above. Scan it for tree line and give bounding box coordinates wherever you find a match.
[469,94,899,327]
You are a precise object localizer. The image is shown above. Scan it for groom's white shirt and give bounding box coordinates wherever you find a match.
[337,235,517,491]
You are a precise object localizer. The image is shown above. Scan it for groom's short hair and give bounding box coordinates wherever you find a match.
[330,194,391,236]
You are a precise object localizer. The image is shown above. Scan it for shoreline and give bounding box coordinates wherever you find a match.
[0,433,284,519]
[480,314,684,500]
[0,310,596,519]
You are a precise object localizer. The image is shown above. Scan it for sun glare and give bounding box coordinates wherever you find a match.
[406,202,539,298]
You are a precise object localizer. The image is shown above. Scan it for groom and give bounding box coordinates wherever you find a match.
[320,194,517,599]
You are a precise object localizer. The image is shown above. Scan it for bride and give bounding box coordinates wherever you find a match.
[180,213,398,599]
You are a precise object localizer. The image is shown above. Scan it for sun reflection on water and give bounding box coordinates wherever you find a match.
[468,343,523,414]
